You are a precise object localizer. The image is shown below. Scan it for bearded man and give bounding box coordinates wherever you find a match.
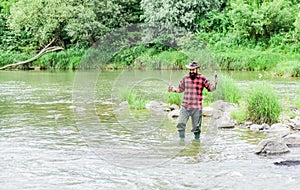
[168,61,218,140]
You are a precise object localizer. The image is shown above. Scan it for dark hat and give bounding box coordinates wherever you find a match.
[185,61,199,69]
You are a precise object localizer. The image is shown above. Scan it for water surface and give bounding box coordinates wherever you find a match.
[1,70,300,190]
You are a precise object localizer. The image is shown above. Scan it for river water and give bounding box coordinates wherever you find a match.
[1,70,300,190]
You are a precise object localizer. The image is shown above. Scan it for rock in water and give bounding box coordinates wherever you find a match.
[274,160,300,166]
[255,139,290,155]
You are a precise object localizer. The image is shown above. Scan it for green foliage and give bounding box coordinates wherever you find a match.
[246,82,281,124]
[231,102,247,124]
[112,45,148,67]
[0,0,18,14]
[120,89,148,110]
[168,92,182,106]
[8,0,143,49]
[141,0,221,32]
[33,49,85,70]
[271,61,300,77]
[212,75,241,103]
[228,0,296,40]
[0,50,33,67]
[2,0,300,72]
[138,50,189,69]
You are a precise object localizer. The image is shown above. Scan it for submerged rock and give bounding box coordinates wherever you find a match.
[274,160,300,166]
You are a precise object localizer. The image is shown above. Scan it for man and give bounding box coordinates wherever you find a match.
[168,61,218,140]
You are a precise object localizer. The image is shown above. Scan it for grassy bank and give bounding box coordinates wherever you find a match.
[0,49,85,70]
[1,44,299,77]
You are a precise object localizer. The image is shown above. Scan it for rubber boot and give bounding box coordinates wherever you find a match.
[179,130,185,140]
[194,132,200,140]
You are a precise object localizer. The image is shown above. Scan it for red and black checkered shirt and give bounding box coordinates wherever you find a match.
[177,73,213,110]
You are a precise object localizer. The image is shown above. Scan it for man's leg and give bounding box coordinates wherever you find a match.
[191,109,202,140]
[176,107,189,139]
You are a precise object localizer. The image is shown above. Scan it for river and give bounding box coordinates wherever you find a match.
[1,70,300,190]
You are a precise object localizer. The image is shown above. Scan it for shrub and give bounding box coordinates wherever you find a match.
[246,82,281,124]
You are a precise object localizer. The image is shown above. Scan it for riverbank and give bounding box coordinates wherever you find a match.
[1,46,299,77]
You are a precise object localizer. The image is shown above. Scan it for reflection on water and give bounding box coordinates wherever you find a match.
[1,70,300,190]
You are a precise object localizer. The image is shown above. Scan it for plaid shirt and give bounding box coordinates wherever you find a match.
[177,73,213,110]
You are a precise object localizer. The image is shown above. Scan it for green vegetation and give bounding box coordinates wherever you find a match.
[120,89,148,110]
[245,83,281,124]
[212,75,241,103]
[231,107,247,124]
[33,49,85,70]
[0,0,298,73]
[168,92,182,106]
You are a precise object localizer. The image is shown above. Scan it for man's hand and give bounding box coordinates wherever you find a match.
[214,72,218,85]
[168,86,175,92]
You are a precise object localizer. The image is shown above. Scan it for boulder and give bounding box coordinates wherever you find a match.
[168,109,180,119]
[210,100,237,112]
[264,123,291,137]
[282,133,300,147]
[289,117,300,130]
[250,124,260,132]
[255,139,290,155]
[169,104,180,111]
[202,107,214,117]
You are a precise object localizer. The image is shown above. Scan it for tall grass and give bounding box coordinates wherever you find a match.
[212,75,241,103]
[231,102,247,124]
[168,92,182,106]
[120,89,148,110]
[137,50,189,69]
[246,82,281,124]
[0,50,33,67]
[33,48,85,70]
[270,60,300,77]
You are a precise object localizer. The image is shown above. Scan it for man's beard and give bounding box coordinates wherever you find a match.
[189,72,196,80]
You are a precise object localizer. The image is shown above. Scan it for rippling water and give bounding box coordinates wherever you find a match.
[1,70,300,190]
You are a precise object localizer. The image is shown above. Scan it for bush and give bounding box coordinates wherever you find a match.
[246,82,281,124]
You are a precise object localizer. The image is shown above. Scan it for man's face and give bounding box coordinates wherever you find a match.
[189,68,197,80]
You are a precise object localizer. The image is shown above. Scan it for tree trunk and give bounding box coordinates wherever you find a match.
[0,40,63,70]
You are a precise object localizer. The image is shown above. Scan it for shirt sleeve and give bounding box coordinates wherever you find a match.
[177,77,185,93]
[203,76,214,92]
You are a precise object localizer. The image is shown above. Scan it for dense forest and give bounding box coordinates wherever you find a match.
[0,0,299,74]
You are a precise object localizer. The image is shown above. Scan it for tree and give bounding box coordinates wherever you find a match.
[8,0,143,50]
[141,0,221,32]
[227,0,297,40]
[8,0,74,48]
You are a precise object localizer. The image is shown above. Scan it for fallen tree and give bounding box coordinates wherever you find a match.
[0,40,63,70]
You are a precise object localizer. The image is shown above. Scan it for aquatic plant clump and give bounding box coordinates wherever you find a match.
[167,92,182,106]
[246,83,281,124]
[212,75,241,103]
